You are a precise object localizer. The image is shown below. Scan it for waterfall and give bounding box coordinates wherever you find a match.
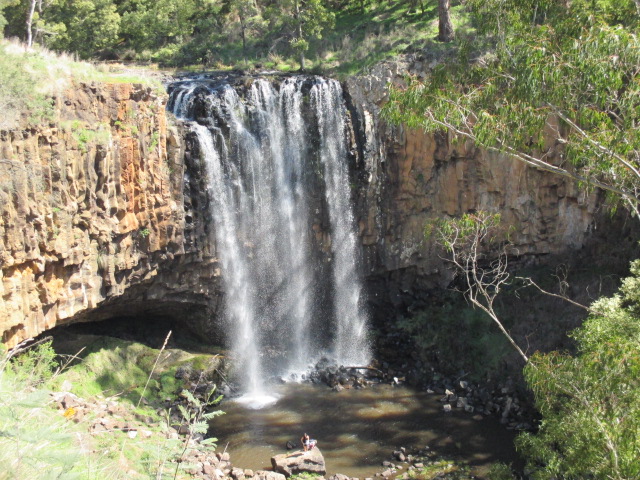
[311,81,370,367]
[170,76,370,403]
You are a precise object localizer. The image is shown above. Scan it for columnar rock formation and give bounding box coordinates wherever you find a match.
[344,64,627,314]
[0,72,634,348]
[0,82,192,346]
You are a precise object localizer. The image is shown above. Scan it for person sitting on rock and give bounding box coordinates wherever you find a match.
[300,433,317,451]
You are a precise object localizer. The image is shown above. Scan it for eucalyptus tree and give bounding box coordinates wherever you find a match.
[437,0,453,42]
[265,0,334,70]
[226,0,265,58]
[2,0,121,56]
[117,0,204,52]
[518,264,640,479]
[384,0,640,216]
[46,0,120,57]
[427,212,529,362]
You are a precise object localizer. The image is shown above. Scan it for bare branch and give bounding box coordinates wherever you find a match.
[515,277,590,312]
[435,212,529,362]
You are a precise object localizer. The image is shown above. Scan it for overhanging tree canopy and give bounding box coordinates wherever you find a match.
[383,0,640,216]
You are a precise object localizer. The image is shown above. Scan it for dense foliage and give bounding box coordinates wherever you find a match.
[383,4,640,475]
[384,0,640,215]
[0,0,466,70]
[518,261,640,479]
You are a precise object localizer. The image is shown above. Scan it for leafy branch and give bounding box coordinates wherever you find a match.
[383,1,640,218]
[172,387,224,480]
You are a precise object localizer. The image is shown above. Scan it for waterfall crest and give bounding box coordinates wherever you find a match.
[170,76,370,401]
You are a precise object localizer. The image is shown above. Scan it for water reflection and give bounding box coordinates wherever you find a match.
[211,383,518,477]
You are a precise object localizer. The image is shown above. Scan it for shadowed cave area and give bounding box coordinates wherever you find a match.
[42,302,219,353]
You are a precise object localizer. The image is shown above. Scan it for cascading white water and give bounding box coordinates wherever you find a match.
[170,76,370,405]
[311,81,370,367]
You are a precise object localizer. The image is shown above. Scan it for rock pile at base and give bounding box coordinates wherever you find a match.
[271,448,327,476]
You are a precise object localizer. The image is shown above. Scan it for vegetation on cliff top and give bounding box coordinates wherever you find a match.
[0,38,162,129]
[1,0,471,73]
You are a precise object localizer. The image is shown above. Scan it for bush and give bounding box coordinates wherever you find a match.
[0,44,54,129]
[0,341,115,479]
[517,260,640,479]
[487,463,515,480]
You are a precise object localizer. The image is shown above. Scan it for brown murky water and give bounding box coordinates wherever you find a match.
[210,383,519,478]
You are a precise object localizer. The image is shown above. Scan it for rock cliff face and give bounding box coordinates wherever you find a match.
[0,72,634,348]
[0,82,221,347]
[344,64,630,318]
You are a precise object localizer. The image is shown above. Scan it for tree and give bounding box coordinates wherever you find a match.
[2,0,121,57]
[44,0,120,58]
[517,261,640,479]
[226,0,265,59]
[437,0,453,42]
[428,212,529,362]
[383,0,640,217]
[25,0,38,46]
[1,0,51,46]
[265,0,334,71]
[0,0,20,35]
[118,0,201,53]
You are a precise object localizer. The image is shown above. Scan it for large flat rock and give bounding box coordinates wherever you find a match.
[271,448,326,477]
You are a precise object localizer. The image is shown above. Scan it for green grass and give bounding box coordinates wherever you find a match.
[0,338,226,479]
[172,1,473,76]
[0,38,164,130]
[53,336,182,407]
[0,342,120,479]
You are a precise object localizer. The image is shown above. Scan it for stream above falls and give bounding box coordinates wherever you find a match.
[211,383,519,478]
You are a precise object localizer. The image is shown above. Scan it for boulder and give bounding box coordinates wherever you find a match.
[255,471,286,480]
[328,475,350,480]
[271,449,326,477]
[232,467,246,480]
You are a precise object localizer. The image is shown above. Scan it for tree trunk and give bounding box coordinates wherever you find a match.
[299,51,306,72]
[240,16,247,59]
[26,0,38,47]
[294,0,305,71]
[437,0,454,43]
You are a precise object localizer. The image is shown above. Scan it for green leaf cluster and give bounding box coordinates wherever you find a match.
[177,388,224,436]
[518,260,640,479]
[0,342,118,479]
[0,0,17,31]
[429,211,503,254]
[384,0,640,214]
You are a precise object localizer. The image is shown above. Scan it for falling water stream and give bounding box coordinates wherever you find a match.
[170,76,371,404]
[167,75,520,476]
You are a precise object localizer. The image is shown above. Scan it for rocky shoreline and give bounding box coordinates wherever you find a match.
[262,358,535,433]
[49,357,524,480]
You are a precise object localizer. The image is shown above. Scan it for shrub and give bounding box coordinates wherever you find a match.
[517,260,640,480]
[0,341,114,479]
[0,44,54,129]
